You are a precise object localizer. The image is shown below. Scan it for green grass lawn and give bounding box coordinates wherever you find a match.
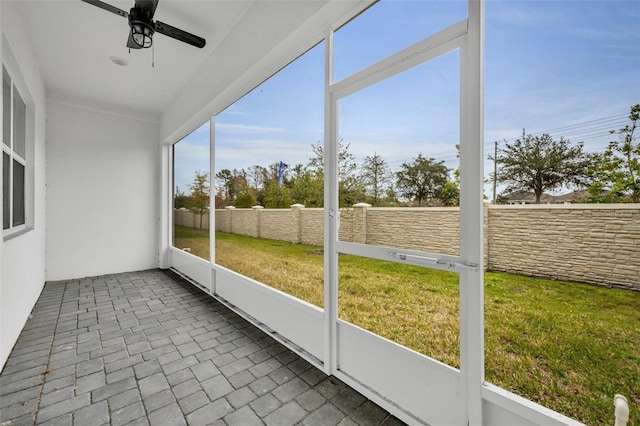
[174,226,639,425]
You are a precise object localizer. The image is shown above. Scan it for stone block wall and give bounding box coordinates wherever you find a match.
[174,208,210,231]
[338,208,356,243]
[259,207,301,243]
[230,208,259,238]
[300,209,324,245]
[365,207,460,256]
[216,208,231,233]
[191,203,640,290]
[487,205,639,290]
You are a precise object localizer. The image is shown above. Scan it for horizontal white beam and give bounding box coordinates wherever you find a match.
[482,383,584,426]
[330,19,468,99]
[336,241,475,273]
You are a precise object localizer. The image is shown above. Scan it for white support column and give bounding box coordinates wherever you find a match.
[209,115,216,264]
[209,115,216,294]
[159,143,172,269]
[0,1,3,325]
[459,0,485,425]
[323,28,338,374]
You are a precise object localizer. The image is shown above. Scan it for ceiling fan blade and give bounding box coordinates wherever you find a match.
[126,29,143,49]
[134,0,159,18]
[155,21,206,49]
[80,0,128,18]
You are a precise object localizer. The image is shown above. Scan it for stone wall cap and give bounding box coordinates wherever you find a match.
[225,206,236,209]
[291,204,305,209]
[489,203,640,210]
[353,203,371,208]
[366,207,460,211]
[252,205,264,209]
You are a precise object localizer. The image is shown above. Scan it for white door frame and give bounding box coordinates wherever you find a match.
[166,2,583,423]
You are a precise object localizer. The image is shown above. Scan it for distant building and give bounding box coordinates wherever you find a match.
[500,190,591,204]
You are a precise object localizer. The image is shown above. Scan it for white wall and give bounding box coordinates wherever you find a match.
[0,2,48,369]
[46,101,160,281]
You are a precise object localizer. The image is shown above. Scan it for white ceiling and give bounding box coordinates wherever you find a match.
[18,0,369,119]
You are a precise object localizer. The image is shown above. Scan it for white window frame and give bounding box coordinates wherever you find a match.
[2,43,34,240]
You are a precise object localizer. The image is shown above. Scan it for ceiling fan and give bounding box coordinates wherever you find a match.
[81,0,206,49]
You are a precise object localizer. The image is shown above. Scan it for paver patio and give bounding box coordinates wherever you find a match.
[0,269,404,426]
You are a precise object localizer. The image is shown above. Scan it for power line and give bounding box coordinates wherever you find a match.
[523,113,628,135]
[367,111,632,171]
[413,113,629,161]
[491,113,629,147]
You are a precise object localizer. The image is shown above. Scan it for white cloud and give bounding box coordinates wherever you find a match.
[215,138,314,171]
[216,123,285,134]
[174,142,209,161]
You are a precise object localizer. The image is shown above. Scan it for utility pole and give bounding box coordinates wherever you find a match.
[492,141,498,204]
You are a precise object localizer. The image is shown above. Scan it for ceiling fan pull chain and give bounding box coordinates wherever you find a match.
[152,43,155,68]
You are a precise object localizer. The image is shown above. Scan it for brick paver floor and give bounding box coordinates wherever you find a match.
[0,269,405,426]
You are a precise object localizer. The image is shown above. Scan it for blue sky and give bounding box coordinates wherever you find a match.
[174,0,640,197]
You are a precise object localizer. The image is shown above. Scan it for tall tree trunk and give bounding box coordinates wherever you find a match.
[535,190,542,204]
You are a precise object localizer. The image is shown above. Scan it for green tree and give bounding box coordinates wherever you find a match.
[395,154,449,206]
[361,152,393,206]
[215,169,250,204]
[215,169,235,202]
[587,104,640,203]
[383,187,400,206]
[308,140,357,176]
[307,140,366,206]
[232,172,256,208]
[439,180,460,206]
[246,164,268,204]
[174,186,192,209]
[246,165,268,191]
[234,190,257,208]
[263,179,293,208]
[442,143,461,207]
[289,163,323,207]
[490,130,590,204]
[189,170,210,228]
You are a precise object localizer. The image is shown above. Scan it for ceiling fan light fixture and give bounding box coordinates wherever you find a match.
[128,7,154,48]
[131,22,154,48]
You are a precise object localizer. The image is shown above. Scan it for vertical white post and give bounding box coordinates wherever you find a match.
[614,394,629,426]
[323,28,338,375]
[210,115,216,294]
[209,116,216,261]
[159,143,172,269]
[0,1,4,329]
[459,0,485,425]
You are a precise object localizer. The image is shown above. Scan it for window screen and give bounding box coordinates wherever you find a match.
[3,64,30,233]
[3,152,9,229]
[14,90,26,158]
[2,68,9,147]
[12,160,25,226]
